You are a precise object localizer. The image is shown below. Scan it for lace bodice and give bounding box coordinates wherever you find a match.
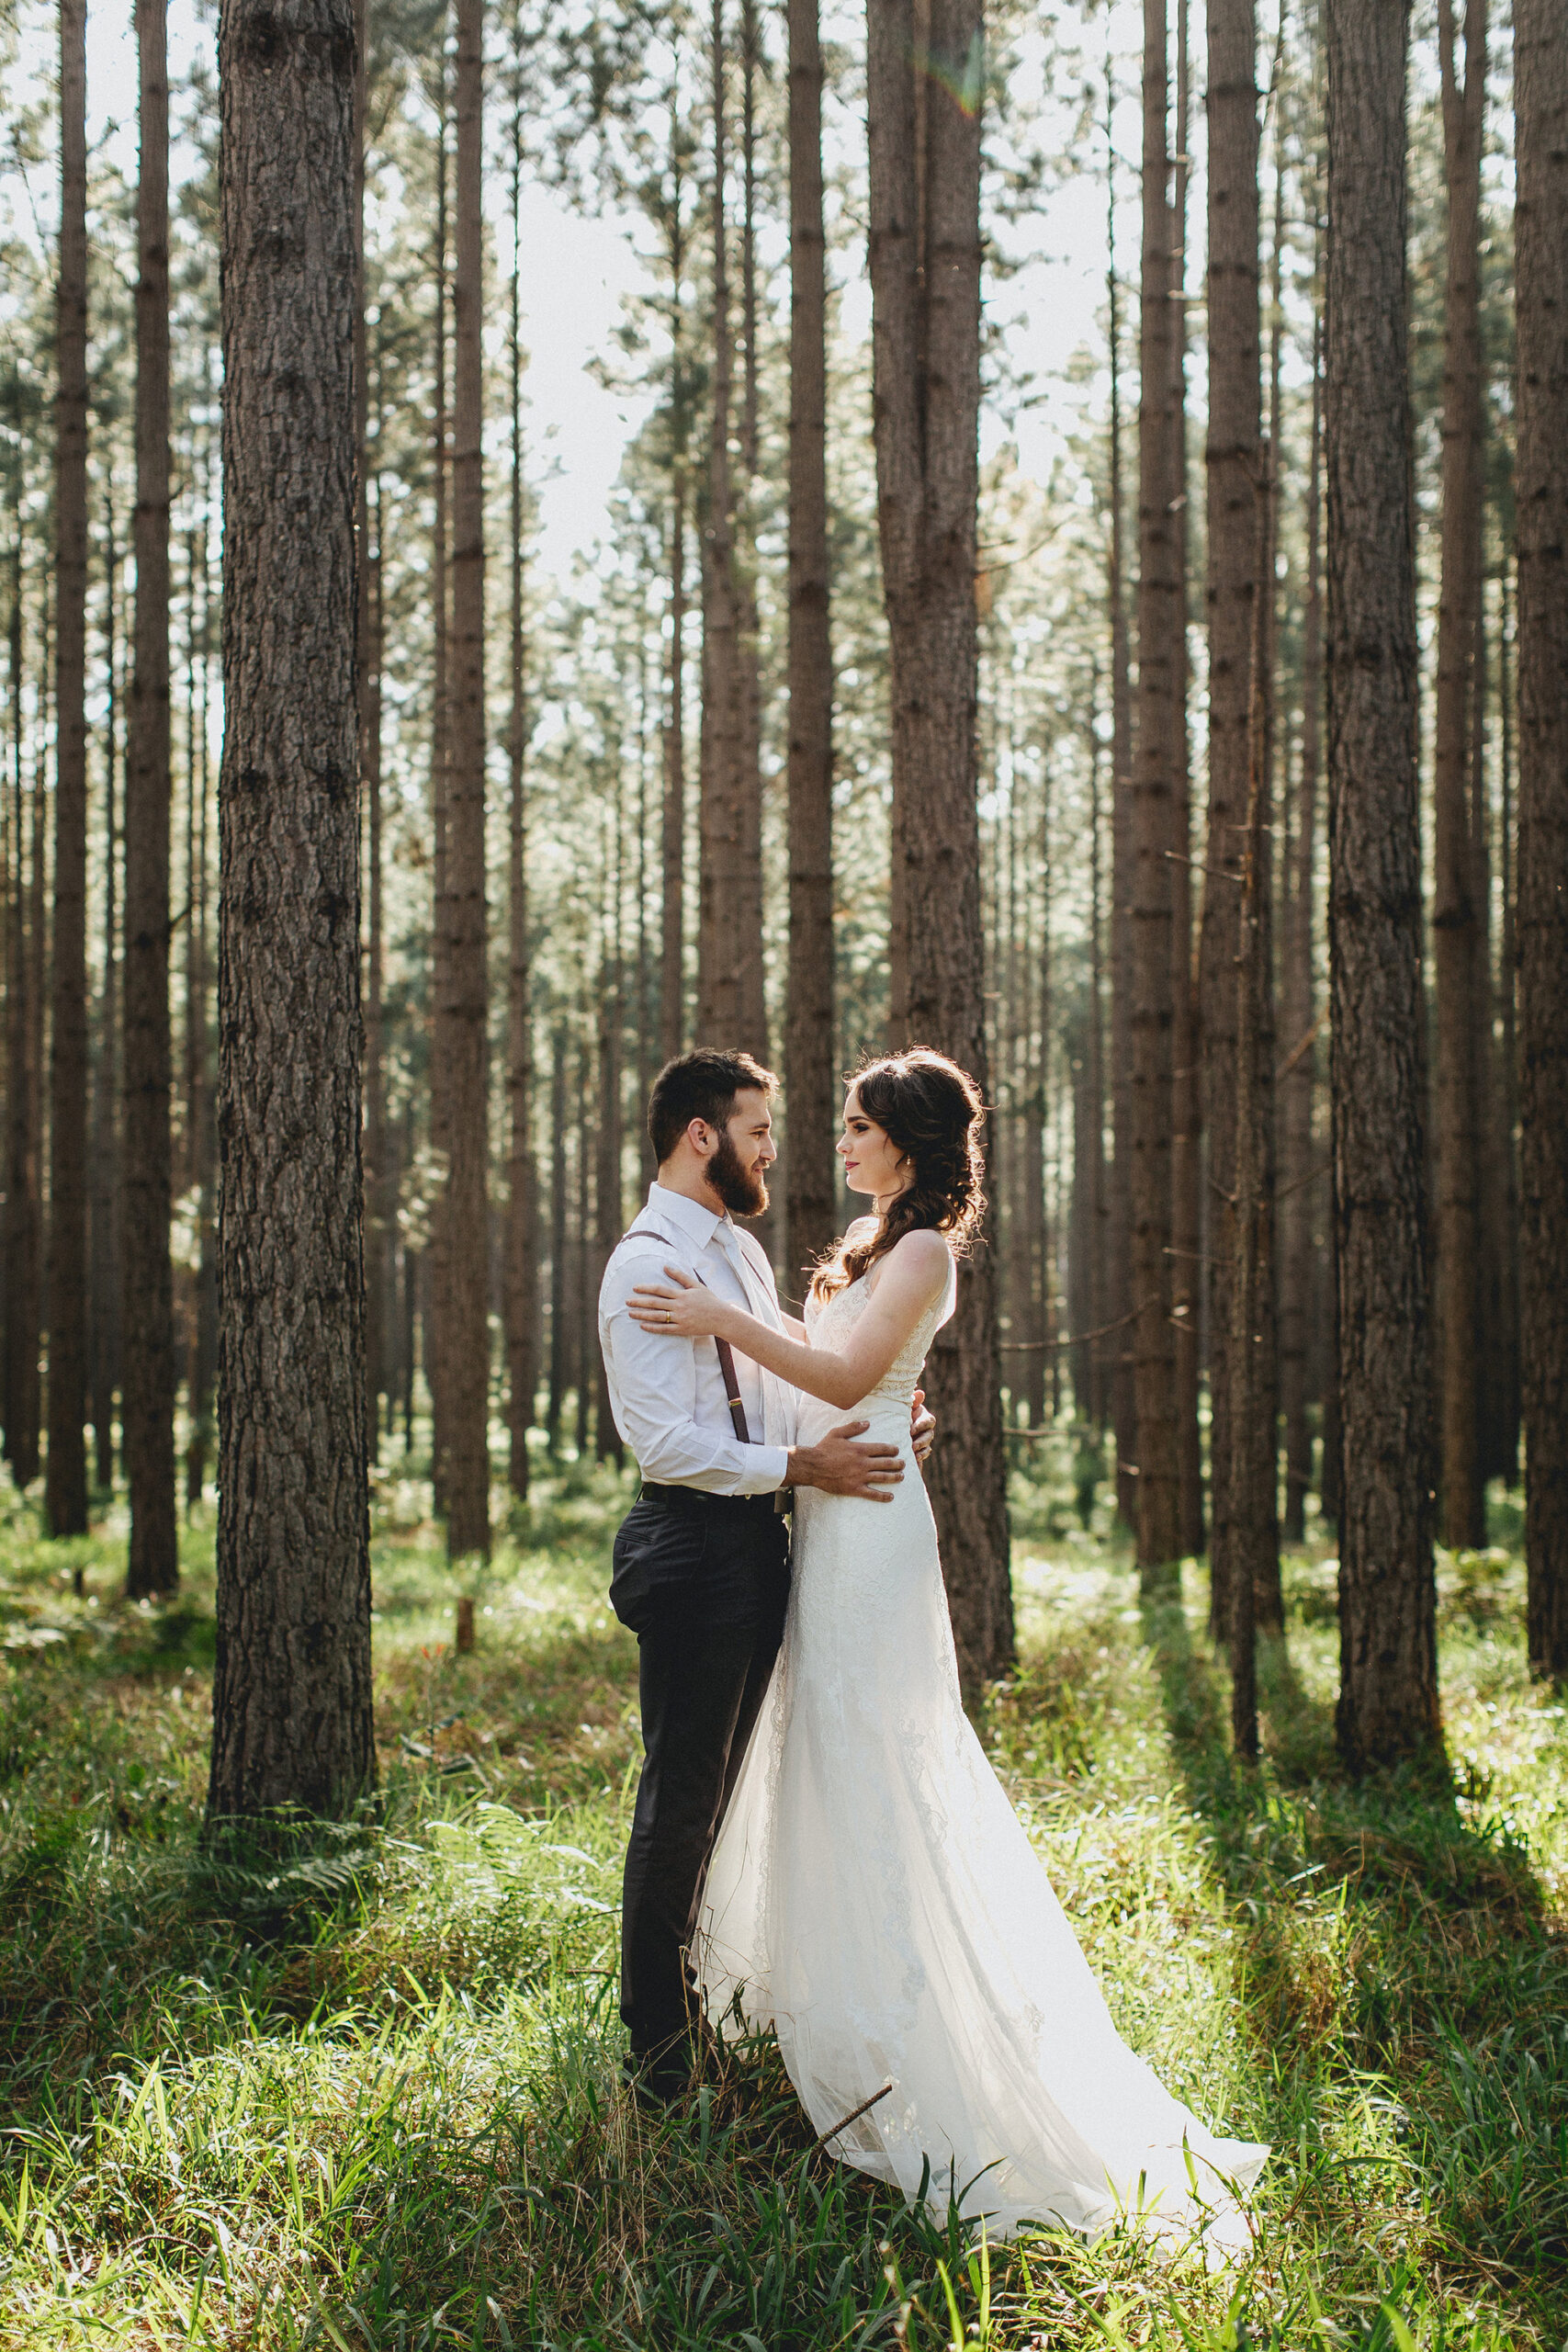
[804,1252,957,1413]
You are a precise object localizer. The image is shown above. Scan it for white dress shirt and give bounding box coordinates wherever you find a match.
[597,1182,795,1495]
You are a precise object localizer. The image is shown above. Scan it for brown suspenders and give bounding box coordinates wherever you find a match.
[622,1228,753,1446]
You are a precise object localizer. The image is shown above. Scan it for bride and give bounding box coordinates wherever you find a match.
[626,1048,1268,2250]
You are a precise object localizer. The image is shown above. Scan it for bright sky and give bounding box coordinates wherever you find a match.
[14,0,1153,586]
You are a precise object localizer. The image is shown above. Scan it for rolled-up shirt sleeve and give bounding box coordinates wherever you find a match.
[597,1246,791,1496]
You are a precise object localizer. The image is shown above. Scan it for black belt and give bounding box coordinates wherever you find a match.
[638,1482,786,1513]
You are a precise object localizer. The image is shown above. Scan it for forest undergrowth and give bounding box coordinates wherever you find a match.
[0,1445,1564,2351]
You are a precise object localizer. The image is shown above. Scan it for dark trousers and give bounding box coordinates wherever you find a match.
[610,1485,790,2066]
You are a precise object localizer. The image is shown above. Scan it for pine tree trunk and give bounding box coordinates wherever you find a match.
[1231,458,1277,1758]
[503,75,536,1498]
[1280,296,1323,1544]
[183,544,216,1510]
[1201,0,1260,1629]
[4,554,42,1490]
[662,470,688,1064]
[697,2,766,1057]
[593,959,624,1465]
[1168,0,1203,1564]
[866,0,1012,1690]
[1515,0,1568,1677]
[440,0,491,1562]
[1325,0,1439,1769]
[1130,0,1182,1580]
[1432,0,1488,1551]
[427,73,451,1519]
[547,1029,568,1452]
[784,0,835,1295]
[123,0,178,1596]
[89,497,121,1492]
[1105,121,1136,1516]
[736,0,769,1066]
[355,0,386,1461]
[209,0,373,1823]
[1493,561,1520,1485]
[47,0,90,1538]
[1429,0,1495,1552]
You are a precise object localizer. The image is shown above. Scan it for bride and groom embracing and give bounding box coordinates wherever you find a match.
[597,1046,1267,2250]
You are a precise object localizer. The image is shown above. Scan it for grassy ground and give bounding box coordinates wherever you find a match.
[0,1442,1564,2349]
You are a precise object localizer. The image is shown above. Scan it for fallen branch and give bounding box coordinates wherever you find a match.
[809,2080,895,2154]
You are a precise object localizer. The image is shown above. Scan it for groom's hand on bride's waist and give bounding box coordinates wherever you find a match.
[910,1387,935,1469]
[787,1421,905,1500]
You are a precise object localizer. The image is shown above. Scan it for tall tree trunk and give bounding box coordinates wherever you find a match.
[89,493,121,1492]
[503,62,536,1498]
[1280,296,1324,1544]
[662,466,688,1063]
[736,0,768,1066]
[697,2,766,1057]
[4,547,42,1490]
[1231,458,1276,1758]
[1432,0,1488,1550]
[1493,559,1520,1484]
[1168,0,1203,1563]
[593,957,624,1464]
[866,0,1012,1690]
[428,64,452,1518]
[183,523,216,1509]
[1201,0,1260,1631]
[1325,0,1438,1769]
[1516,0,1568,1677]
[47,0,90,1538]
[440,0,491,1562]
[209,0,372,1823]
[784,0,835,1294]
[356,0,386,1461]
[1105,87,1136,1518]
[547,1028,568,1453]
[123,0,178,1596]
[1086,673,1108,1426]
[1130,0,1182,1581]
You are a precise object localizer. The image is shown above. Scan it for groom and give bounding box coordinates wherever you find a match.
[598,1048,934,2101]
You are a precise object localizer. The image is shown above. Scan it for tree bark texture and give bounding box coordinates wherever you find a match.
[697,1,767,1059]
[209,0,374,1822]
[503,79,536,1497]
[1325,0,1439,1770]
[427,80,451,1517]
[1168,0,1202,1564]
[1231,459,1276,1762]
[1280,300,1323,1544]
[1432,0,1489,1551]
[439,0,491,1561]
[47,0,90,1537]
[1201,0,1259,1628]
[1515,0,1568,1677]
[1130,0,1182,1579]
[784,0,836,1295]
[355,0,386,1458]
[866,0,1013,1690]
[1105,121,1136,1514]
[123,0,179,1595]
[89,501,121,1492]
[4,560,42,1489]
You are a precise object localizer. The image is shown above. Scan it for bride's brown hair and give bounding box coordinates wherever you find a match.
[810,1048,987,1302]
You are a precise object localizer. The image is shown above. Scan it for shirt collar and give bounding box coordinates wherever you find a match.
[647,1180,728,1253]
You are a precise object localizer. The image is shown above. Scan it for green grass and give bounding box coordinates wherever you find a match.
[0,1446,1564,2349]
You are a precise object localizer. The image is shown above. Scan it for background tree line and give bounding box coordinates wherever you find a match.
[0,0,1565,1820]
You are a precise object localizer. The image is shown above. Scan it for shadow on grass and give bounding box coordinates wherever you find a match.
[1136,1581,1568,2328]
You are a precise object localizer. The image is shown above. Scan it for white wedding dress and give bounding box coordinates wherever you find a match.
[695,1252,1268,2250]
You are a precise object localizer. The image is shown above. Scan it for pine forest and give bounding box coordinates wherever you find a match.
[1,0,1566,2344]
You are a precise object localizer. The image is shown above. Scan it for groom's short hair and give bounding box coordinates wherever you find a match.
[649,1049,777,1166]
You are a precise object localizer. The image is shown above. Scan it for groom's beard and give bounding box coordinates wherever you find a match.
[710,1132,770,1218]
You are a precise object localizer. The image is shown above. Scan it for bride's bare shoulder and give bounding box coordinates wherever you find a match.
[877,1226,952,1299]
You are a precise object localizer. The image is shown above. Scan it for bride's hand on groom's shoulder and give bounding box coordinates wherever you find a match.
[626,1266,731,1341]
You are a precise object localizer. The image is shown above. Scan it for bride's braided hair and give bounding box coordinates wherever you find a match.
[810,1048,987,1302]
